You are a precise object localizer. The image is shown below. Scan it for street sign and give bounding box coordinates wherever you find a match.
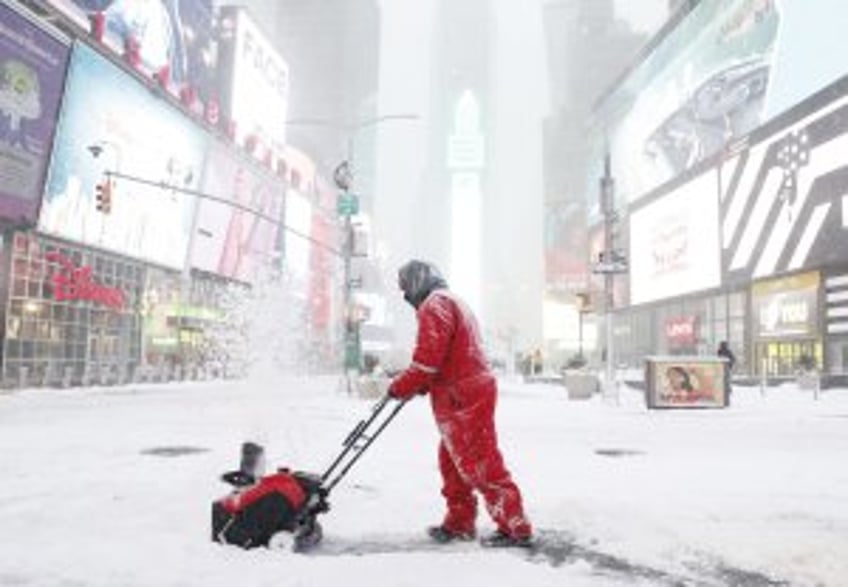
[337,192,359,216]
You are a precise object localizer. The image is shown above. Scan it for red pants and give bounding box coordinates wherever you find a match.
[435,395,532,538]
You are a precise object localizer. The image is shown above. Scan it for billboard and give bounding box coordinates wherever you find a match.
[191,141,284,283]
[587,0,848,220]
[217,6,289,162]
[629,171,721,305]
[544,199,588,294]
[751,271,820,339]
[721,77,848,284]
[284,189,312,298]
[39,42,207,269]
[587,0,781,217]
[44,0,216,105]
[645,356,728,409]
[0,2,70,225]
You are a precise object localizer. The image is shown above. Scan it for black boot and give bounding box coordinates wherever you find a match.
[427,525,476,544]
[479,530,534,548]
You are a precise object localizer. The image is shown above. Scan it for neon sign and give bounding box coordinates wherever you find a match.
[45,252,126,310]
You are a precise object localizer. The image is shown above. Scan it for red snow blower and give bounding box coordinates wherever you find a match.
[212,394,406,551]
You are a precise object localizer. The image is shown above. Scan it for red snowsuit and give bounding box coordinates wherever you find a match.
[390,290,532,538]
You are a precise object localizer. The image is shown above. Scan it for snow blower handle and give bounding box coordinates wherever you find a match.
[320,395,407,495]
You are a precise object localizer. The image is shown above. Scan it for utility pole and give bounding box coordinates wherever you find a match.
[333,160,360,392]
[593,152,627,401]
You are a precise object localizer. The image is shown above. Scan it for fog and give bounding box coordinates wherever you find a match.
[231,0,668,369]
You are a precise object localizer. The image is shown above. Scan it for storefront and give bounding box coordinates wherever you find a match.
[750,271,822,378]
[1,231,144,387]
[824,269,848,380]
[140,268,237,379]
[612,289,748,373]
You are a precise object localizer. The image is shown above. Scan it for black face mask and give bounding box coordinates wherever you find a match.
[403,290,417,308]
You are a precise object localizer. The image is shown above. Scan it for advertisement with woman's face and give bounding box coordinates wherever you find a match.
[647,358,727,408]
[39,43,207,269]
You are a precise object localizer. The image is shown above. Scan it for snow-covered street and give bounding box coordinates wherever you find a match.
[1,376,847,586]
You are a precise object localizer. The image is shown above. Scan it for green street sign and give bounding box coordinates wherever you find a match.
[337,193,360,216]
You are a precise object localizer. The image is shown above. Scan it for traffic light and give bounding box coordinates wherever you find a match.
[95,179,112,214]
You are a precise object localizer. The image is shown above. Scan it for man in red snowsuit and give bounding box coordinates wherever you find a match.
[388,260,534,547]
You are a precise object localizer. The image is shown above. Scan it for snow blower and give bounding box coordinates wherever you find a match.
[212,394,406,551]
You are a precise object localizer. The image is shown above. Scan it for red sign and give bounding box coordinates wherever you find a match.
[665,316,698,346]
[46,252,126,310]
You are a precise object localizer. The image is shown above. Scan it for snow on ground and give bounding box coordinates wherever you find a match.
[1,375,847,586]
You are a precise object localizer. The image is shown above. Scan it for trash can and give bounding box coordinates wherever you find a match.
[645,356,729,409]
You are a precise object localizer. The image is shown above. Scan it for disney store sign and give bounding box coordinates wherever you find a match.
[45,252,126,310]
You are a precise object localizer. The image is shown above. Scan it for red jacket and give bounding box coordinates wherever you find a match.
[390,290,495,417]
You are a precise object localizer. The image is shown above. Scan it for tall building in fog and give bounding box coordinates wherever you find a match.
[242,0,549,359]
[540,0,657,362]
[373,0,547,357]
[237,0,380,187]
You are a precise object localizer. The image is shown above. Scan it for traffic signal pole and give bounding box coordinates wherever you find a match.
[101,169,341,255]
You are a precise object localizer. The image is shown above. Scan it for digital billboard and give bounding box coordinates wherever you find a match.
[39,42,207,269]
[588,0,848,219]
[0,2,70,225]
[587,0,780,217]
[721,77,848,284]
[45,0,216,105]
[544,199,588,294]
[629,171,721,306]
[191,141,284,283]
[217,6,289,162]
[751,272,820,340]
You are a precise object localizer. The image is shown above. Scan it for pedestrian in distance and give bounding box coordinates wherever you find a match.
[388,259,534,548]
[717,340,736,404]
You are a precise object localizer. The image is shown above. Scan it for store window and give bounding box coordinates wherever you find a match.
[2,233,144,386]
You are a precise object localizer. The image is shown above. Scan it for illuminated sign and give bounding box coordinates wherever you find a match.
[665,316,698,346]
[629,172,721,305]
[217,6,289,161]
[45,251,125,310]
[751,271,819,339]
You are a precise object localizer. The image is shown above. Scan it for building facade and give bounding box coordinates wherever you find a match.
[0,0,342,388]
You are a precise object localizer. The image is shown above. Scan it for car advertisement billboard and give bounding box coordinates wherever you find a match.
[216,6,289,162]
[586,0,781,218]
[588,0,848,220]
[191,141,284,283]
[39,43,207,269]
[629,170,721,306]
[0,2,70,225]
[44,0,216,106]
